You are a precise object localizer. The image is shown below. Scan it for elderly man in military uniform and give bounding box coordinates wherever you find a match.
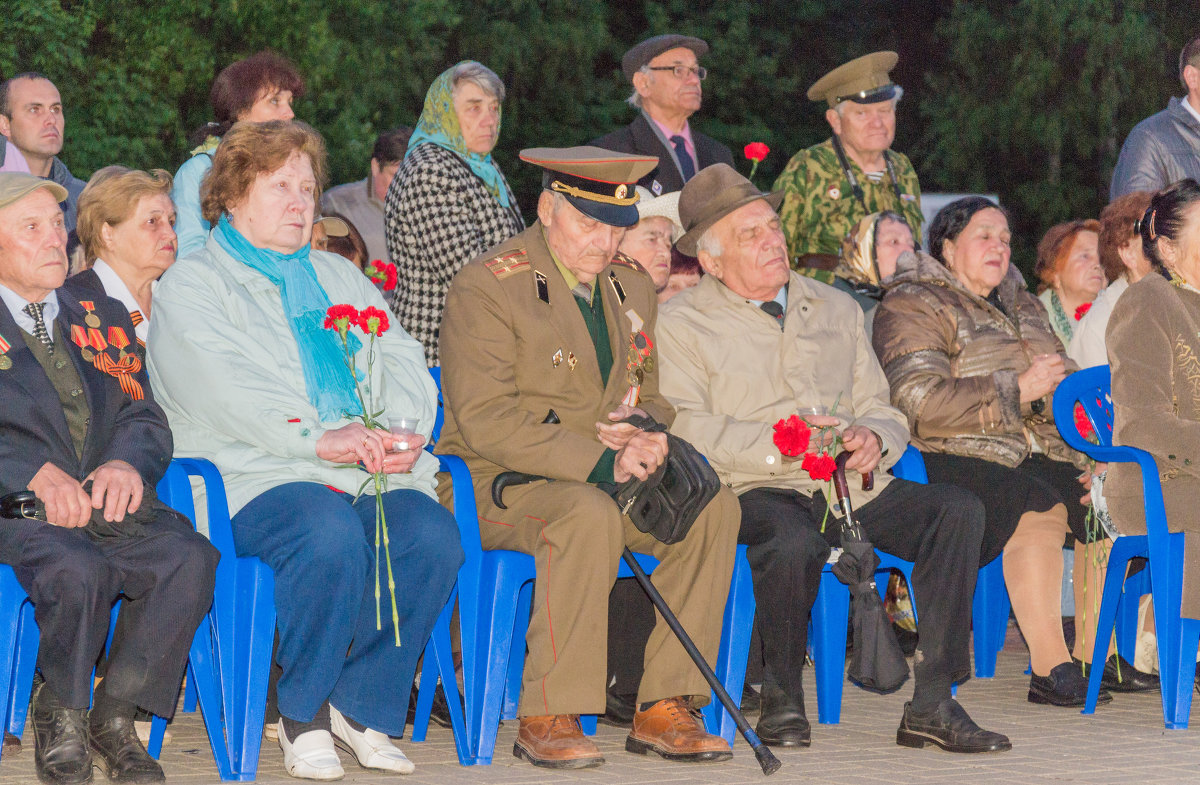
[0,173,218,785]
[436,147,740,770]
[656,163,1011,754]
[591,34,733,195]
[774,52,923,268]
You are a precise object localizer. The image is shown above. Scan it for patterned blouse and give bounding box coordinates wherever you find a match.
[384,143,525,366]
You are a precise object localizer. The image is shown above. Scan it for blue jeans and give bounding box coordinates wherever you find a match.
[231,482,462,735]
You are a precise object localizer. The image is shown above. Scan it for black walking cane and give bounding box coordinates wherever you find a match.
[492,471,782,776]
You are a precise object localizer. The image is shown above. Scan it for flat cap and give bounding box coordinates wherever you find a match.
[521,146,658,227]
[807,51,900,107]
[676,164,783,256]
[314,215,349,237]
[622,34,709,81]
[0,172,68,212]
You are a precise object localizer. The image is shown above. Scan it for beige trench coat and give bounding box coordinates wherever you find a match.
[656,271,908,502]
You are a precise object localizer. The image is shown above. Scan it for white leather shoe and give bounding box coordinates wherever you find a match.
[278,724,345,781]
[329,705,415,774]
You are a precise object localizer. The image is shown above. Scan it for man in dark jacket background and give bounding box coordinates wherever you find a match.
[591,34,733,196]
[1111,34,1200,198]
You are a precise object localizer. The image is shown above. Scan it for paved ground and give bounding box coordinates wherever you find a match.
[2,622,1197,784]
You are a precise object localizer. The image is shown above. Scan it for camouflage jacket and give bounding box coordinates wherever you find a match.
[773,138,923,264]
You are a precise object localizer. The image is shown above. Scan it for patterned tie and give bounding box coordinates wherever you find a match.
[670,135,696,181]
[23,302,54,354]
[760,301,784,329]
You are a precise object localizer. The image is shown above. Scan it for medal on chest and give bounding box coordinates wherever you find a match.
[70,309,144,400]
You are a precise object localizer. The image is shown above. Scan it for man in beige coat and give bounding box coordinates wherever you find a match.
[656,164,1009,754]
[436,147,740,770]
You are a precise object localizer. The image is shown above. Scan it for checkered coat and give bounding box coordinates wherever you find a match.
[384,143,525,365]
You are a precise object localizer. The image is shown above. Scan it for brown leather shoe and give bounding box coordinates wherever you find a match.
[626,697,733,762]
[513,715,604,769]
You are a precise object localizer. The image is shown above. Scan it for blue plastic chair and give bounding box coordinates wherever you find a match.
[162,456,472,777]
[418,368,757,761]
[1052,365,1195,727]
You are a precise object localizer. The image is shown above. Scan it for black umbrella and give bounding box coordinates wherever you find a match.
[830,451,910,693]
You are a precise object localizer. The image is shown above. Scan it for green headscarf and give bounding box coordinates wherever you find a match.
[406,61,511,207]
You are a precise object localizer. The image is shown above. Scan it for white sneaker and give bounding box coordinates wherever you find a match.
[329,705,415,774]
[278,723,345,781]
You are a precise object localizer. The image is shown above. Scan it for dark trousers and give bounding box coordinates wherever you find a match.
[231,483,463,737]
[737,480,984,707]
[0,511,219,718]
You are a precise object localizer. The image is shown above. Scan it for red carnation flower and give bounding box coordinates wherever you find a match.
[1074,302,1092,321]
[324,304,359,334]
[1073,402,1096,442]
[367,259,399,292]
[802,452,836,482]
[772,414,812,457]
[357,306,390,337]
[744,142,770,162]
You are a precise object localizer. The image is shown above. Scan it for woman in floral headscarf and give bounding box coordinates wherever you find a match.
[383,61,525,366]
[803,211,914,336]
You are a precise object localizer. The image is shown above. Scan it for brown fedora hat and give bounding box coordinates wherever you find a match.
[675,164,783,256]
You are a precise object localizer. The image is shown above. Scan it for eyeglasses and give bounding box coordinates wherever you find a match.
[647,65,707,81]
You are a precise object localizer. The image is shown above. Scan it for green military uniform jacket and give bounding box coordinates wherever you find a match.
[435,223,673,488]
[774,138,923,264]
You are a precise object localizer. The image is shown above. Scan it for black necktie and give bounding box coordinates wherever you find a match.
[23,302,54,353]
[671,135,696,181]
[760,301,784,329]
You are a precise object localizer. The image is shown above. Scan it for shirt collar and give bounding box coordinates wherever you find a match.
[748,286,788,311]
[646,112,694,154]
[91,260,150,341]
[0,283,59,335]
[541,225,594,304]
[1182,95,1200,126]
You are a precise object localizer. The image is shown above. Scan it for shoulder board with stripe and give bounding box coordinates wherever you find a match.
[484,250,530,279]
[609,252,647,273]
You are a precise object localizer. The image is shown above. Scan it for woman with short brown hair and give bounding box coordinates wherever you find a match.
[1034,219,1105,346]
[149,120,462,781]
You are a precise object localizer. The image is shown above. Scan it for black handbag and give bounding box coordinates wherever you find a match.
[608,414,721,544]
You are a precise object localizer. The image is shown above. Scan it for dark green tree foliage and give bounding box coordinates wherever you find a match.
[0,0,1194,266]
[920,0,1171,275]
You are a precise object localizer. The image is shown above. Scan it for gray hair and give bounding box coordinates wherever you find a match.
[451,61,505,102]
[626,64,652,109]
[695,226,723,258]
[832,86,904,117]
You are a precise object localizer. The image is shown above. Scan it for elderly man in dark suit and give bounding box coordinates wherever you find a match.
[591,34,734,196]
[0,173,217,785]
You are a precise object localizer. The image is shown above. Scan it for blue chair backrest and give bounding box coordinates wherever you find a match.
[1053,366,1173,581]
[428,366,445,444]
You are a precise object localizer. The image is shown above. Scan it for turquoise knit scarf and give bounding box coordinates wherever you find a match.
[214,215,362,422]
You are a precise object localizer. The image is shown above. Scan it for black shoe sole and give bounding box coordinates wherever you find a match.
[625,736,733,762]
[753,730,811,748]
[33,760,93,785]
[513,742,604,769]
[1027,688,1112,707]
[896,727,1012,753]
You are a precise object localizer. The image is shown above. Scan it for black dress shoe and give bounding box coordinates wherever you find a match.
[896,699,1011,753]
[599,688,637,728]
[1029,661,1112,707]
[88,716,163,784]
[31,691,92,785]
[1095,655,1159,692]
[755,705,810,747]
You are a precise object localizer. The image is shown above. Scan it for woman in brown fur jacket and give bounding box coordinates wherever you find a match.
[874,197,1155,707]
